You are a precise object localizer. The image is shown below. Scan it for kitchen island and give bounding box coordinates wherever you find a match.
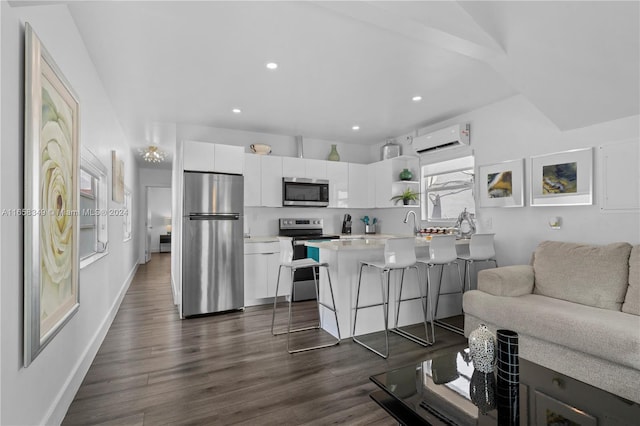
[305,236,470,340]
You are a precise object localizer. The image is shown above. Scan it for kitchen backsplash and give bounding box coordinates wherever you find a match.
[244,206,422,237]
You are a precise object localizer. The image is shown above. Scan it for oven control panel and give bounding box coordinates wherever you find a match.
[279,218,323,229]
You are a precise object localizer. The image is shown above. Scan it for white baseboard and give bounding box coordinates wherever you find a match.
[43,260,140,425]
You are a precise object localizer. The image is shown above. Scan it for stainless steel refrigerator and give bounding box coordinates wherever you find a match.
[182,171,244,317]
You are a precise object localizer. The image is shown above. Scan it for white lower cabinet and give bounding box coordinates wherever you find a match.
[244,241,287,306]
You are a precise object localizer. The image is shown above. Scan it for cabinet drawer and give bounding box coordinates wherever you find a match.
[244,241,280,254]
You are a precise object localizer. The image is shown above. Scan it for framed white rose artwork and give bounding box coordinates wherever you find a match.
[23,23,80,367]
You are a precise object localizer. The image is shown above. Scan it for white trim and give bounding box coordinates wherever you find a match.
[41,259,140,425]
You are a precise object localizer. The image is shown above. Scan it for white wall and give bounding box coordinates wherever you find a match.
[405,95,640,266]
[138,167,172,262]
[1,4,140,425]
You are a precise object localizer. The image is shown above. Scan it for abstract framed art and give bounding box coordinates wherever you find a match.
[531,148,593,206]
[477,158,524,207]
[24,23,80,366]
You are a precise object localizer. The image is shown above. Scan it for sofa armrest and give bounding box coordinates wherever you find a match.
[477,265,534,297]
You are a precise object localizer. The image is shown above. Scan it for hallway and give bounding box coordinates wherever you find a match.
[63,253,466,425]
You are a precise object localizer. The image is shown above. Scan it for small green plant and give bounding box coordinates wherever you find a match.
[390,188,420,205]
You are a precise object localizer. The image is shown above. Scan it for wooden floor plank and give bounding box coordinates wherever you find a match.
[63,253,466,425]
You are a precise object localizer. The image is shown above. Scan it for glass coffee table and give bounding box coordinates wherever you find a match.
[370,343,639,425]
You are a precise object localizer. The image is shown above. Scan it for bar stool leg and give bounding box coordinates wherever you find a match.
[391,265,434,346]
[286,267,295,352]
[352,263,390,358]
[324,265,342,341]
[382,269,390,358]
[313,266,322,328]
[464,260,471,292]
[288,264,340,354]
[271,264,284,336]
[352,262,365,339]
[432,262,465,336]
[393,268,406,330]
[424,267,435,344]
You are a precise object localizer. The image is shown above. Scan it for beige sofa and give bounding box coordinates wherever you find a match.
[463,240,640,403]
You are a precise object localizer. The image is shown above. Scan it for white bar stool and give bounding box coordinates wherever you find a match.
[416,235,464,335]
[270,238,341,354]
[352,237,433,359]
[458,233,498,291]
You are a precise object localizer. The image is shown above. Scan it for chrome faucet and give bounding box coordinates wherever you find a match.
[403,210,420,235]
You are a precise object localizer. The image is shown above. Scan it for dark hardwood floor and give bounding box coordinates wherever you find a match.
[63,253,466,425]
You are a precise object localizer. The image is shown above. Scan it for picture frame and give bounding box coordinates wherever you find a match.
[531,148,593,206]
[477,158,524,207]
[535,391,597,426]
[112,150,124,203]
[24,23,80,367]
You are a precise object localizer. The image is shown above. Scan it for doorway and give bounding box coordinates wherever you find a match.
[145,186,172,263]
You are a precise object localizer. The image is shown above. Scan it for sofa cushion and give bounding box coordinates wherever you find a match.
[622,245,640,315]
[478,265,534,297]
[463,291,640,370]
[532,241,632,310]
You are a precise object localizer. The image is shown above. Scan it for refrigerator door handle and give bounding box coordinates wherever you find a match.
[188,213,240,220]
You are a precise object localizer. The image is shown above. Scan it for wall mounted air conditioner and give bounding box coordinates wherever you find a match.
[413,123,470,154]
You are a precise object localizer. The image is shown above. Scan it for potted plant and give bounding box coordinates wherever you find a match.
[390,188,420,205]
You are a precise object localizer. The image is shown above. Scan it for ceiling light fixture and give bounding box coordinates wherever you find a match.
[139,145,167,163]
[412,95,422,102]
[266,62,278,70]
[352,125,360,131]
[232,108,242,114]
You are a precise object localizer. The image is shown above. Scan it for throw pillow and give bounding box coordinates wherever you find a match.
[533,241,632,311]
[622,245,640,315]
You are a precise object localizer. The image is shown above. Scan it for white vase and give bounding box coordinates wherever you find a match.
[469,324,496,373]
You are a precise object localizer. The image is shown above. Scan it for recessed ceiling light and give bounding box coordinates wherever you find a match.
[266,62,278,70]
[352,125,360,131]
[232,108,242,114]
[412,95,422,102]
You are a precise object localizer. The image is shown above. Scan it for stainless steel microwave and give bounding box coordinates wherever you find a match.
[282,177,329,207]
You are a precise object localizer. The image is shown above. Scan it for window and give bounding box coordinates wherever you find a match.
[123,188,132,241]
[79,147,108,268]
[421,155,475,221]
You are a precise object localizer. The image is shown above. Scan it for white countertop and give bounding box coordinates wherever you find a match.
[306,235,469,251]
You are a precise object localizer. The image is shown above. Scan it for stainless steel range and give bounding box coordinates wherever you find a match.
[278,218,340,301]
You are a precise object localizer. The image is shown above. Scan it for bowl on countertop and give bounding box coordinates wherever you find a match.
[250,144,271,155]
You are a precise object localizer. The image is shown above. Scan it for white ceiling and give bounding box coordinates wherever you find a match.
[55,1,639,160]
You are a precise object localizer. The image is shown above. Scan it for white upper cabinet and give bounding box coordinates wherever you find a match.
[348,163,369,208]
[282,157,327,179]
[327,162,349,208]
[244,154,262,207]
[214,144,244,174]
[183,140,215,172]
[183,141,243,174]
[282,157,306,178]
[261,155,283,207]
[373,160,394,208]
[305,159,327,179]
